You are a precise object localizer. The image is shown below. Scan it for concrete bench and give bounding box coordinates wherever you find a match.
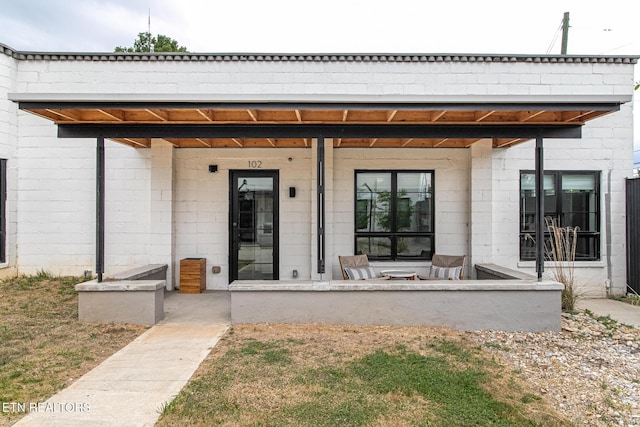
[75,264,168,325]
[76,280,165,326]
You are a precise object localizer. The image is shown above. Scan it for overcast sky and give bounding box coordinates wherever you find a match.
[0,0,638,55]
[1,0,639,149]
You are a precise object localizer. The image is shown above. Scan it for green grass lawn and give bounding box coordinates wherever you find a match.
[157,324,570,427]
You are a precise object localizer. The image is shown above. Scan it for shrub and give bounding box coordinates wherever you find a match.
[544,217,580,311]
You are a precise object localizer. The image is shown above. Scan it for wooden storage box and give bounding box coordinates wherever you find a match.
[179,258,206,294]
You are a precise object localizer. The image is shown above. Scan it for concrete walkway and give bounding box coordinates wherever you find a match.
[13,291,231,427]
[577,298,640,329]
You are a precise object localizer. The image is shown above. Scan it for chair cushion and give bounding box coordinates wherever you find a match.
[344,267,379,280]
[428,266,463,280]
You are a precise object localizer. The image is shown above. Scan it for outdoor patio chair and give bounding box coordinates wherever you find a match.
[338,254,381,280]
[418,254,466,280]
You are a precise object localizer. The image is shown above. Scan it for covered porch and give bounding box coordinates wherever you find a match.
[10,93,626,331]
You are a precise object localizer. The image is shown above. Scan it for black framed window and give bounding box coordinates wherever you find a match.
[355,170,434,260]
[0,159,6,263]
[520,170,600,261]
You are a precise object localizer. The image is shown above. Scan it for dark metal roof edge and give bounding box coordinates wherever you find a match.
[57,123,583,140]
[1,43,638,64]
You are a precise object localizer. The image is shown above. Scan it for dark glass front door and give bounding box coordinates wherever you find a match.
[230,170,279,281]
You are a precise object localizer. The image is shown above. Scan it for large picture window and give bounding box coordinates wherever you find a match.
[355,170,434,260]
[520,171,600,261]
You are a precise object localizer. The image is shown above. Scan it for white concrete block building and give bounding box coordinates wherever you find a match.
[0,45,637,298]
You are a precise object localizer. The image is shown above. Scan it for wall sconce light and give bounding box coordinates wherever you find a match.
[208,165,218,173]
[289,187,296,197]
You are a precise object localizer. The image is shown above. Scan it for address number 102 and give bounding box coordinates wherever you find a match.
[248,160,262,168]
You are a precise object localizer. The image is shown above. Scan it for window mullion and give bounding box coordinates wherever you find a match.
[555,171,562,226]
[391,172,398,259]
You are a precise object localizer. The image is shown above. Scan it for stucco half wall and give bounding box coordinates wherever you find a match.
[229,279,563,332]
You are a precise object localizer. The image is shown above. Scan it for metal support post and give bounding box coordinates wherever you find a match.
[317,137,325,274]
[96,137,105,282]
[535,136,544,281]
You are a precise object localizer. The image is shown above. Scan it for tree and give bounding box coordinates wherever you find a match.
[115,32,187,53]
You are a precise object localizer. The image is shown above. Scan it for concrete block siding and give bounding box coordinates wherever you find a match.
[174,148,313,289]
[488,104,633,296]
[11,59,635,98]
[1,49,636,296]
[333,147,469,279]
[10,109,152,276]
[0,53,18,276]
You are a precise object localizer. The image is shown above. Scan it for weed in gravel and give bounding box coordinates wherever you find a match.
[486,342,510,352]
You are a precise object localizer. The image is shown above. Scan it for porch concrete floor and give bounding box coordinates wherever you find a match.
[13,290,231,427]
[164,290,231,325]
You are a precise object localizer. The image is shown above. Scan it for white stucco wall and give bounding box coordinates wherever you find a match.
[1,50,636,295]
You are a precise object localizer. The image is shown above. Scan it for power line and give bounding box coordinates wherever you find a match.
[545,17,564,54]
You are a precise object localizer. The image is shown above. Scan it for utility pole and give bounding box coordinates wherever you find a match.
[147,9,152,52]
[561,12,569,55]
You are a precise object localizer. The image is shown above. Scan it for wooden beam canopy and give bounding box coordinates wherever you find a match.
[17,100,620,149]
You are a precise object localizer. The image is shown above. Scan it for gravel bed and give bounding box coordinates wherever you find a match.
[470,310,640,426]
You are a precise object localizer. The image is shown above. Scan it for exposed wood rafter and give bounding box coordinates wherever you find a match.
[46,109,79,121]
[18,100,619,149]
[146,109,169,121]
[464,138,481,148]
[431,111,447,121]
[195,109,213,121]
[97,109,124,121]
[495,138,528,148]
[563,110,595,122]
[433,138,449,147]
[518,110,546,122]
[122,138,150,148]
[475,110,496,122]
[246,109,258,121]
[401,138,414,147]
